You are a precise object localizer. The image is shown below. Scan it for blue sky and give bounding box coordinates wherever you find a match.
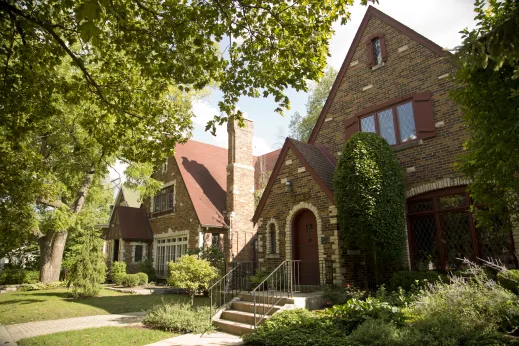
[191,0,477,156]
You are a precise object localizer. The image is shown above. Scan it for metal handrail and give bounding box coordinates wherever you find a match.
[209,262,242,322]
[251,260,292,328]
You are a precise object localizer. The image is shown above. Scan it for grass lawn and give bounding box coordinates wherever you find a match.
[17,326,174,346]
[0,288,209,325]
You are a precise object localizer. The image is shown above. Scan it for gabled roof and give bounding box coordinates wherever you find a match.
[112,206,153,240]
[253,149,282,189]
[308,5,446,144]
[252,139,336,224]
[174,140,228,227]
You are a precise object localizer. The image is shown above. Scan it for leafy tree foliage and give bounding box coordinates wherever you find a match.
[168,255,218,307]
[450,0,519,224]
[289,67,338,141]
[0,0,373,282]
[333,133,406,282]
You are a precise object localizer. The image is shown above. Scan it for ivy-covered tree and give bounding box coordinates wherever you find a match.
[333,132,406,283]
[289,67,338,141]
[450,0,519,225]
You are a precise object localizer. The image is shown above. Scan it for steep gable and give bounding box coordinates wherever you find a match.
[308,5,449,150]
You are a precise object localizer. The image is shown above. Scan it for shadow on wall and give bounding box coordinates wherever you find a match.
[181,157,226,214]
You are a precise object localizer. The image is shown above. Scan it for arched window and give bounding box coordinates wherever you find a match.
[269,224,276,254]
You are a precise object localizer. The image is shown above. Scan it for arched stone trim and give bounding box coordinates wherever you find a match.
[406,177,470,199]
[265,218,280,258]
[284,202,324,263]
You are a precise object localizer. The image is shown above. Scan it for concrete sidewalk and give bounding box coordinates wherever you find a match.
[146,332,243,346]
[0,311,146,345]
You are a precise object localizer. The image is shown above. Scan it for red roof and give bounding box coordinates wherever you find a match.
[174,140,281,228]
[253,149,281,189]
[175,140,228,227]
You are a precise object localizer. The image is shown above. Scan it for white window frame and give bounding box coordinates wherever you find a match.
[154,231,188,274]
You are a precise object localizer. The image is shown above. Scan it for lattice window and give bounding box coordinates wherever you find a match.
[442,212,473,270]
[410,215,440,270]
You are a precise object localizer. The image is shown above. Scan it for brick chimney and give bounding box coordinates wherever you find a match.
[226,117,256,264]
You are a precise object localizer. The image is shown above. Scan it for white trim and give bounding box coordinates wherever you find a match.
[362,84,373,91]
[324,117,333,123]
[297,167,306,173]
[284,202,324,263]
[398,45,408,53]
[153,230,190,272]
[406,177,469,198]
[350,60,359,67]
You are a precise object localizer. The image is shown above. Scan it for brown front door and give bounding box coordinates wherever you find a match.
[293,210,319,285]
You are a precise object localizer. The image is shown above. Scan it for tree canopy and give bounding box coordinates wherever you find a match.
[289,67,338,141]
[451,0,519,224]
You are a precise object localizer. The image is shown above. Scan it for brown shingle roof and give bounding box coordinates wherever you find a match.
[174,140,228,227]
[115,206,153,240]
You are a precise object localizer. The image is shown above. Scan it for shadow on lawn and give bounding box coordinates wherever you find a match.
[0,298,44,305]
[28,290,210,314]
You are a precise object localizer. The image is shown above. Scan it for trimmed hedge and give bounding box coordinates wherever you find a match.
[137,272,148,285]
[143,303,212,334]
[122,274,140,287]
[0,268,39,285]
[111,261,126,286]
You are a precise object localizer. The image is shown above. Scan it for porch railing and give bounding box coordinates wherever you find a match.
[251,259,334,328]
[208,262,242,322]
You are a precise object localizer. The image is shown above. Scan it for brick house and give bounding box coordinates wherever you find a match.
[105,119,280,276]
[252,6,519,288]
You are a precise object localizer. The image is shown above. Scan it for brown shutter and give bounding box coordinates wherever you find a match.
[366,41,374,67]
[380,36,388,62]
[344,117,359,141]
[413,91,436,140]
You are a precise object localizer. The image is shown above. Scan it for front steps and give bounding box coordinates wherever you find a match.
[213,293,293,336]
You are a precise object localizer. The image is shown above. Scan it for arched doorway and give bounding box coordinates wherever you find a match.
[293,209,319,285]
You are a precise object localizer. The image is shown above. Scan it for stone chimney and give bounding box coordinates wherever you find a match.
[226,117,256,264]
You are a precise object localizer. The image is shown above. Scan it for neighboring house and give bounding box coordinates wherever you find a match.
[107,121,281,277]
[252,6,519,288]
[103,187,154,274]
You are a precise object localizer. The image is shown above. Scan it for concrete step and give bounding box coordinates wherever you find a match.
[221,310,267,325]
[231,301,282,315]
[239,293,293,305]
[214,319,255,336]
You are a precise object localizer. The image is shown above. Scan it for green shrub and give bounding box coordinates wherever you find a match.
[388,270,446,291]
[347,320,403,346]
[66,231,107,298]
[136,272,148,285]
[122,274,140,287]
[327,297,405,331]
[243,309,348,346]
[333,132,406,282]
[497,269,519,294]
[168,255,218,307]
[19,281,67,291]
[406,267,519,344]
[111,261,127,286]
[143,302,212,334]
[322,284,366,307]
[0,268,39,285]
[138,259,157,282]
[188,246,225,275]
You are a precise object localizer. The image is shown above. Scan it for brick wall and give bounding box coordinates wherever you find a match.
[314,16,464,193]
[256,149,343,284]
[227,119,257,263]
[142,156,205,265]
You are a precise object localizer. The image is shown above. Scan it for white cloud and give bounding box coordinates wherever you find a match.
[253,136,273,156]
[192,100,228,148]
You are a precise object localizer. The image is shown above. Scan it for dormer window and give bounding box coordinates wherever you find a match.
[366,34,387,68]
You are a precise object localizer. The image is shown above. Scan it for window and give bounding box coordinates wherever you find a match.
[269,224,276,254]
[134,245,143,263]
[211,233,219,247]
[153,186,174,213]
[360,101,416,145]
[156,236,188,275]
[366,34,387,67]
[344,91,435,145]
[407,187,517,271]
[372,38,383,65]
[161,161,168,173]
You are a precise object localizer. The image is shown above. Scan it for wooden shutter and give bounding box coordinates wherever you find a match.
[380,36,388,62]
[344,117,359,141]
[413,91,436,140]
[366,41,374,67]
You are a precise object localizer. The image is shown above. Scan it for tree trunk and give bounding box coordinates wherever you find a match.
[37,167,95,283]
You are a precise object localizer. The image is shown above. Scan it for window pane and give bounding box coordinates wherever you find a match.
[397,102,416,142]
[372,38,382,65]
[377,108,396,145]
[438,194,466,209]
[361,115,376,133]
